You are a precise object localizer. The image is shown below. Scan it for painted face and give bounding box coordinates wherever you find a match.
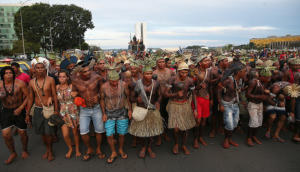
[97,60,106,71]
[130,66,138,74]
[80,66,91,79]
[178,69,188,79]
[109,79,119,87]
[143,71,153,81]
[58,72,68,84]
[157,59,166,69]
[200,57,211,68]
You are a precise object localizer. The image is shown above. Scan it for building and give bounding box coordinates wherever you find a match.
[0,4,23,51]
[250,35,300,49]
[135,22,147,50]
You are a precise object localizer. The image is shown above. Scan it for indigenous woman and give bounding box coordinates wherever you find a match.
[56,70,81,158]
[129,65,163,158]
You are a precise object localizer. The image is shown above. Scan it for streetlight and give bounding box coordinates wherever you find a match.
[19,0,31,56]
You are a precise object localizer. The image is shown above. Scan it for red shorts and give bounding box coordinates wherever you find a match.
[192,96,210,119]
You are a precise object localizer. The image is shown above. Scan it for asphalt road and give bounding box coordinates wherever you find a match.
[0,123,299,172]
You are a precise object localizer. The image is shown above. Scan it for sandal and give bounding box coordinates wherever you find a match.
[273,137,285,143]
[265,132,271,139]
[139,150,146,159]
[119,152,128,159]
[81,153,93,161]
[97,153,106,159]
[107,155,117,164]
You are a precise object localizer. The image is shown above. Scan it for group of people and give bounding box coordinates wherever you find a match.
[0,52,300,165]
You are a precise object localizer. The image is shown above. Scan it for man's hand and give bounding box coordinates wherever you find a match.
[25,115,31,128]
[128,110,132,120]
[193,110,198,118]
[13,107,22,116]
[219,104,224,112]
[102,113,107,122]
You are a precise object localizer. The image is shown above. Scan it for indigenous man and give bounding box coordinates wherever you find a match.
[11,62,30,84]
[95,58,107,82]
[288,58,300,142]
[193,56,212,147]
[218,62,247,148]
[165,62,196,154]
[71,60,105,161]
[27,62,59,161]
[0,67,29,164]
[246,68,270,146]
[209,56,229,137]
[153,57,175,145]
[129,65,163,158]
[100,69,132,163]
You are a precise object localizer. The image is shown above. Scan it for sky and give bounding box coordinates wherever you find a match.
[4,0,300,49]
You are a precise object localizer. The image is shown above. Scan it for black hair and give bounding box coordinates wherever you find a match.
[1,66,15,81]
[221,61,245,81]
[1,66,16,97]
[11,62,20,68]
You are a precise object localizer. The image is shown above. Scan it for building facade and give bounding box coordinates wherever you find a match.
[250,35,300,49]
[0,4,22,51]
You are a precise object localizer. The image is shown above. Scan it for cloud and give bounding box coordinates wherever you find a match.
[149,26,276,36]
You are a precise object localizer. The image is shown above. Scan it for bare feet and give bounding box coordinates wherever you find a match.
[223,139,230,149]
[199,137,207,146]
[5,152,17,165]
[65,148,73,159]
[119,149,128,159]
[42,151,49,159]
[247,138,255,147]
[193,139,199,149]
[209,130,216,138]
[252,136,262,145]
[182,146,190,155]
[147,148,156,158]
[139,147,146,159]
[229,139,239,147]
[172,144,179,155]
[21,151,29,159]
[75,151,82,158]
[48,152,55,162]
[96,149,105,159]
[265,131,271,139]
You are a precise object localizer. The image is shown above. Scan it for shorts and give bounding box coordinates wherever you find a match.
[192,96,210,118]
[105,119,128,136]
[222,100,239,131]
[0,107,27,130]
[266,106,286,116]
[79,104,105,135]
[33,107,55,135]
[248,102,263,128]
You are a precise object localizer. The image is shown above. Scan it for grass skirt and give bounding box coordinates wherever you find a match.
[167,100,196,131]
[129,109,163,137]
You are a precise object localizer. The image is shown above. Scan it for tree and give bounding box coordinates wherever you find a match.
[14,3,94,54]
[14,3,51,55]
[12,40,40,56]
[81,42,89,50]
[50,4,94,53]
[0,49,13,56]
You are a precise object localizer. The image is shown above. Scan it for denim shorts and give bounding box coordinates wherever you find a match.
[79,104,105,135]
[105,119,128,136]
[222,100,240,131]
